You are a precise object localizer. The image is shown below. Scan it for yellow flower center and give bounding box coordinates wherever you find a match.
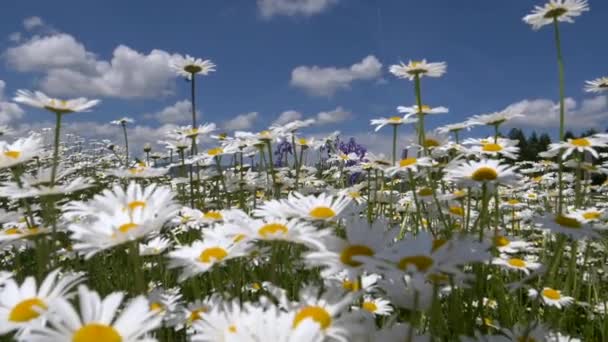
[388,116,402,123]
[228,325,237,333]
[184,64,203,74]
[419,104,431,112]
[362,301,378,313]
[118,222,138,234]
[198,247,228,263]
[150,302,163,312]
[126,200,146,211]
[298,138,309,145]
[494,236,510,247]
[259,130,272,139]
[73,323,121,342]
[554,215,582,229]
[258,223,289,237]
[482,143,503,152]
[3,150,21,159]
[203,211,223,220]
[399,158,417,167]
[233,234,246,243]
[424,138,440,148]
[449,206,464,217]
[340,245,375,267]
[309,206,336,220]
[418,187,433,197]
[207,147,223,156]
[4,227,20,235]
[293,306,332,330]
[544,5,568,18]
[398,255,434,272]
[583,211,601,220]
[432,239,447,252]
[252,282,261,290]
[570,138,590,147]
[341,279,360,292]
[542,288,561,300]
[507,258,526,268]
[189,308,208,322]
[471,167,498,181]
[128,168,143,175]
[9,298,47,322]
[507,199,520,205]
[453,189,466,197]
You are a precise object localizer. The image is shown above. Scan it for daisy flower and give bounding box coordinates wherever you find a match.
[544,136,606,159]
[0,134,43,169]
[370,115,416,132]
[389,60,447,80]
[279,192,352,222]
[491,235,532,254]
[465,137,520,160]
[385,157,433,176]
[139,236,172,256]
[23,285,161,341]
[170,54,216,79]
[356,295,393,317]
[0,269,83,335]
[467,109,523,127]
[528,287,575,308]
[492,255,542,275]
[287,286,356,342]
[446,159,520,188]
[304,219,394,279]
[585,77,608,93]
[0,224,49,248]
[373,231,491,278]
[538,213,599,239]
[570,207,605,223]
[397,104,449,118]
[109,162,169,179]
[13,90,99,114]
[64,182,178,258]
[436,121,479,135]
[223,217,329,250]
[110,117,134,125]
[168,235,252,281]
[523,0,590,30]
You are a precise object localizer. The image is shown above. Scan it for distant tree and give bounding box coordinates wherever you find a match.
[538,133,552,154]
[564,131,576,140]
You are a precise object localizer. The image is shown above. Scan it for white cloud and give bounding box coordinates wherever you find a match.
[224,112,258,130]
[0,80,25,125]
[143,100,196,124]
[506,96,608,130]
[290,55,382,97]
[8,32,22,43]
[4,33,181,99]
[315,106,351,124]
[273,110,302,125]
[23,16,44,31]
[5,34,96,72]
[258,0,338,18]
[15,120,184,156]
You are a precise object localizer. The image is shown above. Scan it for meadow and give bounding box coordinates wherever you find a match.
[1,0,607,341]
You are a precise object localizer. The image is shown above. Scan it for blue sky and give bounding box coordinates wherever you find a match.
[0,0,607,152]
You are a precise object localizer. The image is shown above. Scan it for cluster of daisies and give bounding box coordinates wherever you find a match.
[0,0,608,341]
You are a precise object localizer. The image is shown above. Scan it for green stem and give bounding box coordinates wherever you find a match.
[392,124,398,165]
[413,74,426,156]
[121,122,129,168]
[553,17,566,214]
[50,112,63,185]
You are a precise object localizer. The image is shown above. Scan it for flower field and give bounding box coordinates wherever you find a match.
[1,0,608,341]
